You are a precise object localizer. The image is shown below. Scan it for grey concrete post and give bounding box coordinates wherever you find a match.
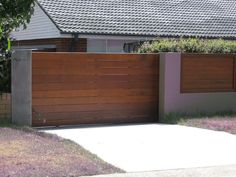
[11,50,32,126]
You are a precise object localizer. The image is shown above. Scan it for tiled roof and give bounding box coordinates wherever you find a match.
[37,0,236,39]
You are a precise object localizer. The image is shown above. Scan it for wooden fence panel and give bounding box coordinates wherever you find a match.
[32,53,159,126]
[0,93,11,120]
[181,54,236,93]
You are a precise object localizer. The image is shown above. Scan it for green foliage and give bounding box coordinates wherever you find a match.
[149,39,179,53]
[0,0,35,92]
[0,117,11,126]
[0,0,35,34]
[138,38,236,54]
[178,38,206,53]
[0,59,11,92]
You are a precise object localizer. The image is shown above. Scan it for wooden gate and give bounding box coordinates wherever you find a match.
[32,53,159,126]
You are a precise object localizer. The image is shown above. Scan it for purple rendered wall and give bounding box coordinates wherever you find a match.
[159,53,236,120]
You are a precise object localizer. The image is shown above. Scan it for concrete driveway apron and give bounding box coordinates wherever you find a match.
[43,124,236,172]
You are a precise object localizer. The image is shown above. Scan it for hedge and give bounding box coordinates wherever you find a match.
[137,38,236,54]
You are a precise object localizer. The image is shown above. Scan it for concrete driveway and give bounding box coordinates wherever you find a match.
[43,124,236,172]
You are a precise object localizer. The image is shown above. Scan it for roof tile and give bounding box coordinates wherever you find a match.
[38,0,236,38]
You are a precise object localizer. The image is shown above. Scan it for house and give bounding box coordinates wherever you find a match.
[12,0,236,53]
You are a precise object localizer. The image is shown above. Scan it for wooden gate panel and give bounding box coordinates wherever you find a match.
[32,53,159,126]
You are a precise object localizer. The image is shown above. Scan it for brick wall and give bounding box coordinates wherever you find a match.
[13,38,87,52]
[0,93,11,119]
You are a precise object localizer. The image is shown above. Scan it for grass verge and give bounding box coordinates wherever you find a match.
[162,111,236,135]
[0,126,124,177]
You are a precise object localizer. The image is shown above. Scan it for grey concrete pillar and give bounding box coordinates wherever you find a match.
[11,50,32,126]
[159,52,236,120]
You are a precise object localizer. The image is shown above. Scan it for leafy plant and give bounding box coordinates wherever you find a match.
[137,38,236,54]
[0,59,11,92]
[0,0,35,92]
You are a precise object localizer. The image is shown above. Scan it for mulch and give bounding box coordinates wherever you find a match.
[0,127,124,177]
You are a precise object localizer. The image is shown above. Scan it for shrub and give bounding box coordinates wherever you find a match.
[0,59,11,93]
[0,0,35,93]
[0,28,11,93]
[137,38,236,54]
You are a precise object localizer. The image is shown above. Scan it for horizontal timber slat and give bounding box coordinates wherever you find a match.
[33,102,157,114]
[32,74,158,84]
[32,82,158,91]
[32,89,158,98]
[33,108,157,120]
[32,67,158,75]
[181,54,235,93]
[32,115,155,127]
[32,96,158,106]
[32,52,159,126]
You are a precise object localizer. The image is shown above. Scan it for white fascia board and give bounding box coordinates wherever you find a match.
[78,34,156,41]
